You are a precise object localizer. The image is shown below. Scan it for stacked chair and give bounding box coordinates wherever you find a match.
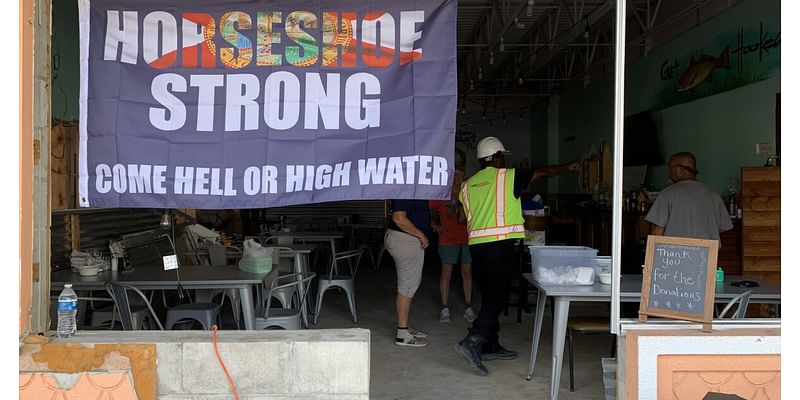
[314,249,362,324]
[255,272,316,330]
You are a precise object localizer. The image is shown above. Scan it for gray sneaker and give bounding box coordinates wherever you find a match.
[439,307,451,323]
[463,307,477,322]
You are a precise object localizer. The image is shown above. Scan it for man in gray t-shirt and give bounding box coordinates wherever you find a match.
[645,152,733,241]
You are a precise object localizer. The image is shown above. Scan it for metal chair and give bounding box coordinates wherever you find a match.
[106,282,221,331]
[718,290,753,319]
[89,302,151,330]
[255,272,316,330]
[314,249,362,324]
[374,244,388,270]
[202,243,244,328]
[104,283,165,330]
[565,315,616,392]
[164,302,221,330]
[259,246,298,307]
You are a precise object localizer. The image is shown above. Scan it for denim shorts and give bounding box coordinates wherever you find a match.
[438,244,471,264]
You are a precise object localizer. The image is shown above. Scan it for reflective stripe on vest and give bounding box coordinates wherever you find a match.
[460,167,525,245]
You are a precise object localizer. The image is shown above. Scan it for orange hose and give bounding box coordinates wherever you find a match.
[211,325,240,400]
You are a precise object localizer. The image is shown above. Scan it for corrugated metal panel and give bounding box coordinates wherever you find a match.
[249,200,388,232]
[51,201,389,269]
[50,208,163,270]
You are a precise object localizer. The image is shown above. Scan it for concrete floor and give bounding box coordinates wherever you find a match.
[308,254,616,400]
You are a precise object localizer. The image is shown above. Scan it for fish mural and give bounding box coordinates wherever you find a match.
[676,46,730,92]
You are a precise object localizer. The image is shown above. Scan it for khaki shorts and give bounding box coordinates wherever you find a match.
[384,229,425,297]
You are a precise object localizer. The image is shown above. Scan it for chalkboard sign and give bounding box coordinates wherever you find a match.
[639,235,719,331]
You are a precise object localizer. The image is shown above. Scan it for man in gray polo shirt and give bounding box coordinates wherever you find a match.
[645,152,733,241]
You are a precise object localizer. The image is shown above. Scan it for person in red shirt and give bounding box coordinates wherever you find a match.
[430,168,476,323]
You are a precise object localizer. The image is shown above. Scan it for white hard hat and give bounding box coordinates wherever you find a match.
[476,136,510,159]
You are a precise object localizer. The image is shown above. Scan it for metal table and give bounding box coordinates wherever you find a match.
[51,265,273,330]
[268,231,344,270]
[523,274,781,400]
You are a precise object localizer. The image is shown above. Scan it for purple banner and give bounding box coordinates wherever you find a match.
[78,0,456,209]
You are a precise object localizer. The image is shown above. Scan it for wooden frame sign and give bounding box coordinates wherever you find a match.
[639,235,719,332]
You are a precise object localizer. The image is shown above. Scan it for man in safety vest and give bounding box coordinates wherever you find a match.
[454,136,580,376]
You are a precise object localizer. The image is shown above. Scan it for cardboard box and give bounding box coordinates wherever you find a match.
[524,215,550,231]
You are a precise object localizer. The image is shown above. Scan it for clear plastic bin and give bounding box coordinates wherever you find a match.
[529,246,598,285]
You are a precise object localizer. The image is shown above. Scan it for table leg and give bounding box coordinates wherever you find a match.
[239,286,256,330]
[194,290,212,303]
[550,297,571,400]
[330,239,339,274]
[526,289,547,380]
[295,253,310,328]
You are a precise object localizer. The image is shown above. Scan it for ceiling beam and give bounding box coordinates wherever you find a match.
[523,0,614,78]
[472,0,532,77]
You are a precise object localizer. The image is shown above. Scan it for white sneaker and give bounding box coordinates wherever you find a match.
[463,307,477,322]
[409,328,429,338]
[395,334,429,347]
[439,307,451,323]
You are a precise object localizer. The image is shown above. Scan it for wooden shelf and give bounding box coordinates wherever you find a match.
[741,167,780,284]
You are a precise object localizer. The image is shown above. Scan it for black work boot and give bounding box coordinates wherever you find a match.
[480,343,518,361]
[455,333,489,376]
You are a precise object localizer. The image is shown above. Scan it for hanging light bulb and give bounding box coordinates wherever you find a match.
[489,51,495,65]
[518,76,524,85]
[478,67,483,79]
[500,37,505,52]
[527,0,534,17]
[584,17,591,40]
[470,79,474,90]
[160,209,172,228]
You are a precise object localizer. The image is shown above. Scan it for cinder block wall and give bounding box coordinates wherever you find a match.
[20,329,370,399]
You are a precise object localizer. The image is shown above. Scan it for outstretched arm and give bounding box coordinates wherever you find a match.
[531,160,582,183]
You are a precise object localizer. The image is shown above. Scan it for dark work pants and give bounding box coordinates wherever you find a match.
[468,239,518,351]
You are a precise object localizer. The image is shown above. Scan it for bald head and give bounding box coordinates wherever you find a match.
[668,152,698,182]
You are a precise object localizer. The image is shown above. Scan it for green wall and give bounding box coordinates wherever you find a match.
[553,0,779,194]
[557,78,614,193]
[530,108,549,194]
[555,74,779,194]
[52,0,79,121]
[648,76,778,193]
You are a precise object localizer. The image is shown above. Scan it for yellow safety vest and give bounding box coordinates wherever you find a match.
[459,167,525,245]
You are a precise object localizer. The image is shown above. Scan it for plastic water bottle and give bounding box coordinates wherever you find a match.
[56,284,78,338]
